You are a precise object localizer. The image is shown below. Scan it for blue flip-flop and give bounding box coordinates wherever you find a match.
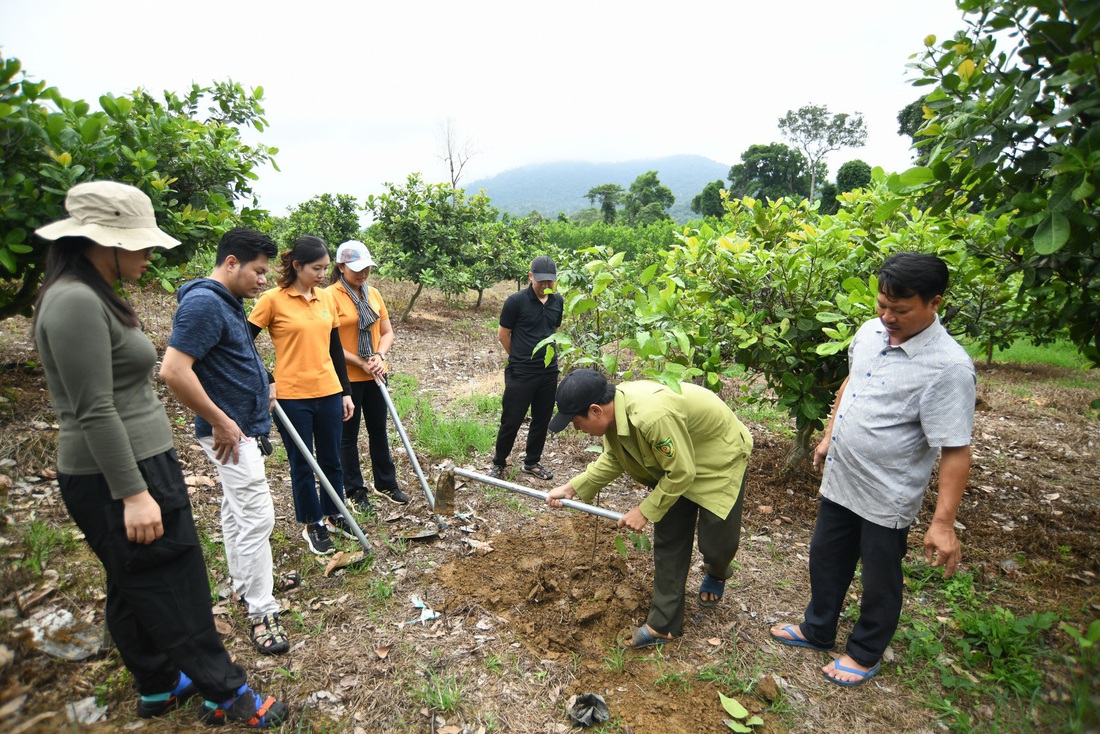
[769,624,835,652]
[698,574,725,608]
[823,660,881,688]
[622,625,677,649]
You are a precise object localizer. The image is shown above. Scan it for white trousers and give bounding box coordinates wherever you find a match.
[198,436,277,616]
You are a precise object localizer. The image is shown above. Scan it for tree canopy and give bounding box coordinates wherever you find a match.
[265,193,362,249]
[691,180,727,218]
[908,0,1100,368]
[778,104,867,201]
[584,184,624,224]
[0,56,276,318]
[727,143,820,202]
[622,171,674,226]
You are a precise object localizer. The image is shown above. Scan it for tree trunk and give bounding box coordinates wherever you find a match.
[475,288,484,309]
[781,420,817,476]
[400,282,424,323]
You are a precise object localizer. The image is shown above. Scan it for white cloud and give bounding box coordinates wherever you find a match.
[4,0,966,213]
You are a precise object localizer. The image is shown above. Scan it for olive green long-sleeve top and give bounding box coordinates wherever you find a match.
[570,381,753,523]
[35,278,174,499]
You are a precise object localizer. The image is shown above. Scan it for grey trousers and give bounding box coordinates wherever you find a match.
[647,475,746,636]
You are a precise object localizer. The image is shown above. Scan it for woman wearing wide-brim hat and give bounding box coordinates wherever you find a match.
[33,181,289,728]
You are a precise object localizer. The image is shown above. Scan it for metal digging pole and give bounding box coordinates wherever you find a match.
[273,401,371,554]
[374,378,447,532]
[440,464,624,523]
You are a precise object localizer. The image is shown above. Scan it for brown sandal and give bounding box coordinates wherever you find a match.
[250,612,289,655]
[522,463,554,481]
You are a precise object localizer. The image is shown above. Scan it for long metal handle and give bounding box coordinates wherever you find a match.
[452,466,624,522]
[273,401,371,554]
[374,378,446,530]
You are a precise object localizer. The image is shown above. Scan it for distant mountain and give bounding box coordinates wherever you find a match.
[465,155,730,222]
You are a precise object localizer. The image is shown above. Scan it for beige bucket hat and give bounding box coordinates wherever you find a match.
[35,181,181,251]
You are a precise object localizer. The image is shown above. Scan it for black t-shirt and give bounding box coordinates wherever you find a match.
[499,286,564,374]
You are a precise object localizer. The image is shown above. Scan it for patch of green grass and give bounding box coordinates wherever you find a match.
[410,667,468,712]
[602,643,627,674]
[964,337,1092,370]
[367,575,394,603]
[652,656,690,691]
[21,519,79,575]
[94,667,132,707]
[732,395,794,438]
[453,391,501,416]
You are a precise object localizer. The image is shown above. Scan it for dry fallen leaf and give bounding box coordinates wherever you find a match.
[708,637,721,646]
[184,475,214,488]
[375,646,391,659]
[214,618,233,635]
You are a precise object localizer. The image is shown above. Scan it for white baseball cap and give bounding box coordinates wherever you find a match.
[335,240,376,272]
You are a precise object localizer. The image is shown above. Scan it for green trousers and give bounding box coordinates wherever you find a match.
[647,475,746,637]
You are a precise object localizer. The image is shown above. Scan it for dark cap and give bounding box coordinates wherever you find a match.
[530,255,557,282]
[548,369,609,432]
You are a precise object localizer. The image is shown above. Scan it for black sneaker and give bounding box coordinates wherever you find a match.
[198,684,289,728]
[488,464,505,480]
[137,671,199,718]
[346,488,372,513]
[324,514,357,539]
[302,523,334,555]
[373,486,411,505]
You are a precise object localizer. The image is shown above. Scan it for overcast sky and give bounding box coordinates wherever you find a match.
[5,0,969,216]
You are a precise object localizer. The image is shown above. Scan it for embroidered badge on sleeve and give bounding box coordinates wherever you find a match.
[655,437,676,459]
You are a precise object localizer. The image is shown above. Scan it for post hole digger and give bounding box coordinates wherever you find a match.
[434,463,624,522]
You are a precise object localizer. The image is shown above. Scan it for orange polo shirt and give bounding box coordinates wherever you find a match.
[327,280,389,383]
[248,285,342,399]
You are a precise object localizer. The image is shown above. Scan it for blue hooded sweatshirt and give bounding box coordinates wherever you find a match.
[168,278,271,439]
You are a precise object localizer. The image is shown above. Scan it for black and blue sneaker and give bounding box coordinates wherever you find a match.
[137,670,199,718]
[198,684,289,728]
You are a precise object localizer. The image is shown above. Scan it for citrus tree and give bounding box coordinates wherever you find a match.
[908,0,1100,369]
[0,55,276,317]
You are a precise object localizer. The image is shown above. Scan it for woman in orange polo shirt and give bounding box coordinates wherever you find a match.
[248,236,354,556]
[326,242,409,512]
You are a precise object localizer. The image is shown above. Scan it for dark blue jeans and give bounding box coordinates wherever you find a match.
[802,497,910,667]
[341,380,398,492]
[275,394,345,524]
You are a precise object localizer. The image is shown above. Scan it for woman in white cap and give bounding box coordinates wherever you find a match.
[326,241,408,511]
[247,236,354,556]
[32,181,289,727]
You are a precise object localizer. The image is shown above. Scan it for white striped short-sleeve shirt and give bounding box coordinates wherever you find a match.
[820,316,976,528]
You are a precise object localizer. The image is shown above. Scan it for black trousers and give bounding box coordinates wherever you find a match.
[802,497,910,667]
[492,367,557,468]
[341,379,398,492]
[59,449,246,700]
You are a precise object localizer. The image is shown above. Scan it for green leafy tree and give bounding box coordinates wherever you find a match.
[366,173,499,320]
[691,180,727,218]
[836,160,873,194]
[726,143,817,202]
[584,183,624,224]
[466,214,544,308]
[908,0,1100,369]
[622,171,674,226]
[897,97,929,163]
[0,56,276,318]
[266,193,361,248]
[778,104,868,201]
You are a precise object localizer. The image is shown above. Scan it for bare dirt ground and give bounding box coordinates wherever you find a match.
[0,280,1097,733]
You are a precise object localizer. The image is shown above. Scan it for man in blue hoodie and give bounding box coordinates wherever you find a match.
[161,228,291,656]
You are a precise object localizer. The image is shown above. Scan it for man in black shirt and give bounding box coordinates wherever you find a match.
[490,255,564,480]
